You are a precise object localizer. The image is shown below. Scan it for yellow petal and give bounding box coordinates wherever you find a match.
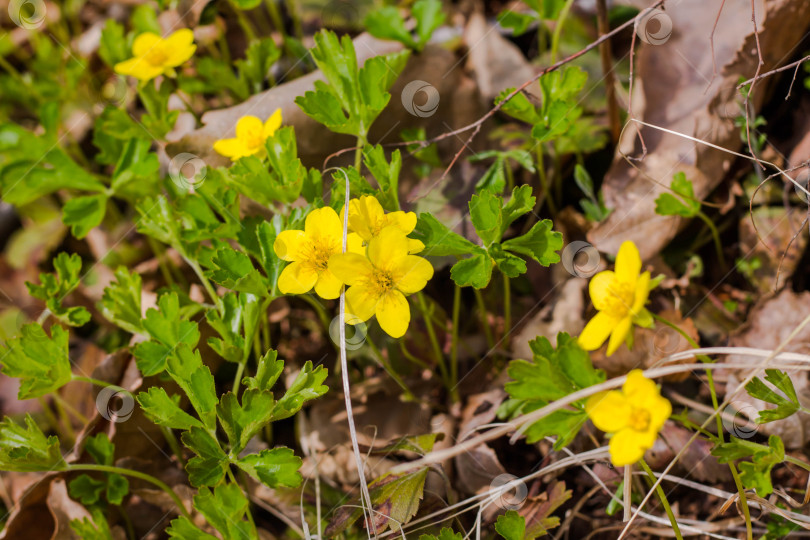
[314,268,342,299]
[578,311,617,351]
[114,57,163,81]
[235,115,263,141]
[348,196,384,240]
[329,253,373,286]
[305,207,342,243]
[273,230,307,262]
[606,316,632,356]
[588,270,615,311]
[263,108,283,138]
[163,29,196,67]
[347,232,364,254]
[391,255,433,294]
[277,262,317,295]
[632,271,651,314]
[386,211,417,234]
[407,238,424,254]
[648,394,672,431]
[213,138,248,159]
[368,226,409,267]
[345,285,378,322]
[615,240,641,283]
[375,290,410,338]
[132,32,162,57]
[623,370,665,415]
[608,428,649,467]
[586,391,631,433]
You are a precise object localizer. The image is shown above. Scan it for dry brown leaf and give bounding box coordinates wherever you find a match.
[588,0,810,260]
[739,206,808,292]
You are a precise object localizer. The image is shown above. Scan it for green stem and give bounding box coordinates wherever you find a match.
[638,459,683,540]
[147,237,175,287]
[550,0,576,63]
[72,375,121,388]
[68,464,191,520]
[697,211,726,267]
[184,256,223,314]
[450,285,461,400]
[367,339,417,402]
[52,396,77,444]
[473,288,494,350]
[503,276,511,349]
[229,1,257,41]
[160,427,186,467]
[535,145,557,216]
[416,293,450,389]
[301,294,331,331]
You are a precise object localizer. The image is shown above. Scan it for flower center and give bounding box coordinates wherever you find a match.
[604,280,636,318]
[369,269,395,295]
[306,237,339,272]
[242,127,265,150]
[628,407,651,431]
[144,46,169,67]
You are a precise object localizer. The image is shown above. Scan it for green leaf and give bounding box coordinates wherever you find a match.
[106,473,129,505]
[182,427,228,487]
[235,447,303,488]
[83,433,114,466]
[713,435,785,497]
[745,370,800,423]
[502,219,562,266]
[231,0,261,9]
[654,172,701,218]
[501,185,536,234]
[413,0,445,48]
[413,213,479,257]
[69,475,106,505]
[194,483,257,540]
[364,145,402,210]
[26,252,91,327]
[206,292,260,363]
[70,510,114,540]
[272,360,329,421]
[450,251,493,289]
[364,7,416,49]
[470,190,503,246]
[0,415,66,471]
[217,390,275,454]
[237,217,284,296]
[167,517,218,540]
[495,510,525,540]
[490,244,528,278]
[419,529,464,540]
[137,387,203,431]
[62,195,107,239]
[242,349,284,392]
[98,267,143,335]
[496,88,542,125]
[237,38,281,94]
[1,324,72,399]
[133,292,200,376]
[167,344,217,431]
[98,20,128,67]
[206,247,268,296]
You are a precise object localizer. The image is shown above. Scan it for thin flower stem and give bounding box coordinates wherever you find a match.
[472,288,494,350]
[696,211,726,267]
[160,427,186,467]
[503,276,511,349]
[185,257,223,314]
[450,285,461,401]
[638,459,683,540]
[68,464,191,520]
[550,0,576,63]
[417,292,450,389]
[72,375,122,389]
[366,338,418,402]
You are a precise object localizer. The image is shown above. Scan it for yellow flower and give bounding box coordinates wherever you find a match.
[578,240,653,356]
[343,195,424,254]
[273,207,362,300]
[114,29,196,82]
[213,110,283,160]
[328,226,434,338]
[586,370,671,466]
